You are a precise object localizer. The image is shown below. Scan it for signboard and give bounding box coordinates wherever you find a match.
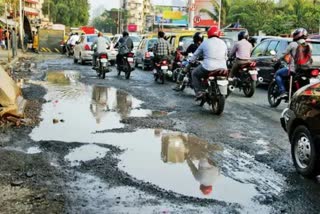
[154,6,188,26]
[194,0,218,27]
[128,24,137,32]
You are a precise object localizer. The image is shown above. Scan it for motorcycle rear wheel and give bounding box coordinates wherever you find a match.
[243,80,256,97]
[211,95,225,115]
[268,81,281,107]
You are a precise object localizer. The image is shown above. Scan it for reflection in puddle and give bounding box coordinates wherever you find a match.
[46,70,80,85]
[32,71,159,137]
[65,144,109,166]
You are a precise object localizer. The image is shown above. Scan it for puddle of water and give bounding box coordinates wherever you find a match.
[2,146,41,154]
[27,147,42,154]
[46,70,80,85]
[65,144,109,166]
[32,71,161,139]
[33,126,274,211]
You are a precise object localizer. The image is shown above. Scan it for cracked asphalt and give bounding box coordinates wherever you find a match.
[1,53,320,214]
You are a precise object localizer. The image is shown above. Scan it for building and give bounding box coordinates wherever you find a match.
[122,0,154,33]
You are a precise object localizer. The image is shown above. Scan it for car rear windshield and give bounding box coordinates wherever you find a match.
[87,35,98,43]
[130,36,141,43]
[147,39,157,49]
[311,42,320,56]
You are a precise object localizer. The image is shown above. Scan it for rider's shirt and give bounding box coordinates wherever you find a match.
[154,38,171,56]
[190,37,227,71]
[230,39,252,60]
[92,37,107,53]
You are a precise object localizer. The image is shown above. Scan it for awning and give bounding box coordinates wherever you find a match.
[0,17,17,26]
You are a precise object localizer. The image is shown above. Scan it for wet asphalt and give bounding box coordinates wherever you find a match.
[3,54,320,214]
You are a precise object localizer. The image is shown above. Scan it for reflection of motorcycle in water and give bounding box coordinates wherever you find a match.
[160,132,222,195]
[90,86,108,124]
[116,90,133,118]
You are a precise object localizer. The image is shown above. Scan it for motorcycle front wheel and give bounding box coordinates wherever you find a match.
[211,95,225,115]
[268,81,281,107]
[243,80,256,97]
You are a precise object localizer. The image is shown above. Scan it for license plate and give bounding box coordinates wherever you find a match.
[249,70,258,75]
[217,80,229,86]
[310,78,319,84]
[127,58,133,62]
[161,66,168,70]
[100,59,108,63]
[153,70,157,74]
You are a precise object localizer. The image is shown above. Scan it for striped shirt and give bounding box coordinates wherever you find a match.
[154,38,171,56]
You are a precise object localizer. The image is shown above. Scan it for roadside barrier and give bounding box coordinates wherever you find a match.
[38,29,64,53]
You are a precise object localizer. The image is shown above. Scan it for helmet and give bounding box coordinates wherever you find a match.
[292,28,308,41]
[207,26,221,38]
[193,32,204,43]
[200,184,212,195]
[238,30,249,41]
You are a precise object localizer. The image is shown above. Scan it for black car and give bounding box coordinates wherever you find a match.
[134,38,157,70]
[251,38,320,83]
[280,80,320,177]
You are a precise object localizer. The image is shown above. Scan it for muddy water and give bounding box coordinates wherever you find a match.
[30,70,283,212]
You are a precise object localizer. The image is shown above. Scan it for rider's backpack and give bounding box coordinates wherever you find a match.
[294,43,312,69]
[118,37,130,55]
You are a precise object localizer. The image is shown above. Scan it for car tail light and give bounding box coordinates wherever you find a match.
[100,54,108,59]
[311,69,319,77]
[162,60,167,65]
[84,44,91,51]
[127,52,134,57]
[145,52,150,58]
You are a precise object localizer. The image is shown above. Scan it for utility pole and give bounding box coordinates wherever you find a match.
[218,0,222,29]
[5,3,11,62]
[189,0,195,29]
[19,0,24,51]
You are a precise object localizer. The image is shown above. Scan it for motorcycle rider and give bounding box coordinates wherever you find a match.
[116,31,134,69]
[153,31,171,71]
[91,32,108,69]
[229,30,253,81]
[189,26,228,99]
[173,32,204,91]
[275,28,312,98]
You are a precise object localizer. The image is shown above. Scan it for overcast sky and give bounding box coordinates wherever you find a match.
[89,0,188,18]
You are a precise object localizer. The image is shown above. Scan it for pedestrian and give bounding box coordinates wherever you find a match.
[4,28,9,50]
[0,26,3,49]
[11,28,17,57]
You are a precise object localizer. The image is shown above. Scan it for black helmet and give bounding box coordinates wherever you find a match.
[238,30,249,41]
[122,31,129,37]
[292,28,308,41]
[193,32,204,43]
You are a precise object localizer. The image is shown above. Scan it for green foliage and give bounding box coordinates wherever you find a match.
[42,0,89,26]
[91,9,128,34]
[226,0,320,35]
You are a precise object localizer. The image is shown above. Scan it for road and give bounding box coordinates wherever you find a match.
[1,54,320,214]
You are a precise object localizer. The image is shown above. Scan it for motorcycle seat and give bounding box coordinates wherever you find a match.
[98,52,108,57]
[207,69,229,77]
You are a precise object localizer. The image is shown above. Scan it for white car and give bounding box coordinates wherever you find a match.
[74,34,115,65]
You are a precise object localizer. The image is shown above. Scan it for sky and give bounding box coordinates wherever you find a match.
[89,0,188,18]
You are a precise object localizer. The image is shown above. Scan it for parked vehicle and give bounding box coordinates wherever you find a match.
[74,34,112,65]
[198,69,230,115]
[227,58,262,97]
[251,38,320,83]
[268,62,320,107]
[280,80,320,177]
[117,52,135,79]
[154,58,170,84]
[94,53,110,79]
[134,38,157,70]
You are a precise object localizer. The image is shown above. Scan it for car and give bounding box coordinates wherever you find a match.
[134,38,157,70]
[280,80,320,177]
[220,36,234,55]
[73,34,113,65]
[130,35,142,52]
[251,38,320,83]
[250,36,278,47]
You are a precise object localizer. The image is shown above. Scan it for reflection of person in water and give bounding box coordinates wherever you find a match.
[116,90,132,118]
[90,86,108,124]
[160,132,222,196]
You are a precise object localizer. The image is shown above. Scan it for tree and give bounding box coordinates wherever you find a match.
[42,0,89,26]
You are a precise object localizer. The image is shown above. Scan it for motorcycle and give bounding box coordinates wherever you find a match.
[65,44,75,57]
[198,69,230,115]
[171,49,184,82]
[268,65,320,107]
[227,58,262,97]
[117,52,135,79]
[154,58,170,84]
[94,53,110,79]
